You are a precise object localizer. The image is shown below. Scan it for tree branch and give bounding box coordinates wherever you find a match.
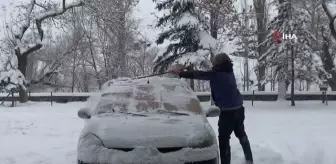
[35,0,84,41]
[63,0,66,10]
[22,44,43,57]
[15,0,36,40]
[322,0,334,20]
[35,2,49,10]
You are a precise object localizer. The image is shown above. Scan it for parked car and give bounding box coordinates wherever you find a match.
[77,77,220,164]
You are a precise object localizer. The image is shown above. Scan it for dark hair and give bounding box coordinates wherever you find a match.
[212,53,231,66]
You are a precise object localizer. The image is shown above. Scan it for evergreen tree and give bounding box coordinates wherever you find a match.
[230,5,259,91]
[261,0,316,99]
[152,0,217,73]
[231,5,259,60]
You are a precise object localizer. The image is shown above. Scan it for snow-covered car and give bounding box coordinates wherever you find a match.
[77,77,220,164]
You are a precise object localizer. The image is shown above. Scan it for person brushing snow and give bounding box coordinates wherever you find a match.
[169,53,253,164]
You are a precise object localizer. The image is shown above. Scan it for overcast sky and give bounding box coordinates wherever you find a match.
[0,0,257,43]
[133,0,159,42]
[0,0,159,42]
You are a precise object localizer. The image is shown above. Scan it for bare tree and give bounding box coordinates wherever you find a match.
[3,0,84,102]
[31,0,142,92]
[322,0,336,39]
[319,0,336,90]
[87,0,139,77]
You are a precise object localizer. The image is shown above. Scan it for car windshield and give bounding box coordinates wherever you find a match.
[92,81,202,116]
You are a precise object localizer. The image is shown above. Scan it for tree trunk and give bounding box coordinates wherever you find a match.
[244,55,249,91]
[71,54,77,92]
[286,80,290,91]
[321,28,336,91]
[116,1,127,77]
[253,0,267,91]
[17,54,29,103]
[257,65,266,90]
[290,45,295,106]
[209,6,219,105]
[103,51,109,81]
[210,9,219,62]
[278,80,286,101]
[328,74,336,91]
[278,45,289,101]
[188,64,195,91]
[82,61,90,92]
[88,26,102,89]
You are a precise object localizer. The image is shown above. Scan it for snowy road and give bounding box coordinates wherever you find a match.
[1,101,336,164]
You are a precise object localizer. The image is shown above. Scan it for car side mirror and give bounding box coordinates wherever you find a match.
[78,107,91,119]
[206,106,220,117]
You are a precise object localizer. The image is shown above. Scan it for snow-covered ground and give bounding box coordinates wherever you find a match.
[1,101,336,164]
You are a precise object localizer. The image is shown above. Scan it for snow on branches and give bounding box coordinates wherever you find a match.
[322,0,336,39]
[153,0,217,73]
[14,0,84,56]
[1,0,84,94]
[0,54,26,92]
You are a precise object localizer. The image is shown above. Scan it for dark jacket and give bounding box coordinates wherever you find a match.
[178,64,243,110]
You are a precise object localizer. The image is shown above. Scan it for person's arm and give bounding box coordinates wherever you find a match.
[178,70,213,81]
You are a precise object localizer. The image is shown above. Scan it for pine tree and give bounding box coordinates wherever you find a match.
[261,0,316,100]
[231,5,259,60]
[152,0,217,73]
[230,5,259,91]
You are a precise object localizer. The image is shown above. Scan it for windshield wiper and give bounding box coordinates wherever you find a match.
[156,109,190,116]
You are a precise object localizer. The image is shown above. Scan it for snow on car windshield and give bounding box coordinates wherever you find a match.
[92,77,202,115]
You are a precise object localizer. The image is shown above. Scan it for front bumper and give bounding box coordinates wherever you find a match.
[78,134,218,164]
[78,157,218,164]
[78,144,218,164]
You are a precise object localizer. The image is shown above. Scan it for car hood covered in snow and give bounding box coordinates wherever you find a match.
[81,114,215,148]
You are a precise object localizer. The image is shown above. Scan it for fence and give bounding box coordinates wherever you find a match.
[1,91,335,106]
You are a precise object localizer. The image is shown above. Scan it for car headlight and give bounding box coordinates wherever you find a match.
[79,133,105,147]
[77,133,105,162]
[190,125,216,149]
[191,136,215,148]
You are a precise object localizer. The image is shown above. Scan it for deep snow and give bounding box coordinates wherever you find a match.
[1,101,336,164]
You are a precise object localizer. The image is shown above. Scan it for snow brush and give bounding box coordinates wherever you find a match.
[132,72,171,84]
[132,72,171,80]
[133,66,187,83]
[132,66,187,80]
